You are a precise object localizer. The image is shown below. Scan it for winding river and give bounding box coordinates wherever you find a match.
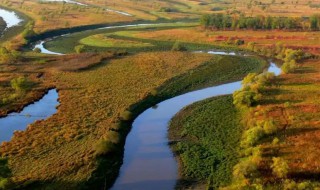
[33,27,281,190]
[110,62,281,190]
[42,0,132,16]
[33,23,160,55]
[0,5,283,190]
[3,12,282,188]
[0,89,59,144]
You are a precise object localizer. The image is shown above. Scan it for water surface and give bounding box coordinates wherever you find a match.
[41,0,87,6]
[106,9,132,16]
[34,23,158,55]
[111,59,281,190]
[0,8,22,29]
[34,41,64,55]
[0,89,59,143]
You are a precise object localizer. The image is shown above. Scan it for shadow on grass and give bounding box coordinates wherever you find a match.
[175,178,201,190]
[284,127,319,137]
[261,128,319,158]
[285,82,313,86]
[294,67,316,74]
[289,171,320,181]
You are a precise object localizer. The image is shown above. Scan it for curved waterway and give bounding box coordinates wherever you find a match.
[42,0,87,6]
[34,23,158,55]
[0,89,59,144]
[0,8,22,29]
[42,0,132,16]
[111,61,281,190]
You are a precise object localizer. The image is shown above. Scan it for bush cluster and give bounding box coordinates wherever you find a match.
[233,72,275,108]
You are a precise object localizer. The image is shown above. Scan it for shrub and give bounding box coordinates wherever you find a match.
[281,60,297,74]
[283,179,297,190]
[120,110,133,121]
[0,178,9,190]
[233,157,259,180]
[0,47,14,64]
[150,89,158,96]
[33,48,41,53]
[272,137,280,145]
[74,45,85,54]
[171,41,187,51]
[262,119,278,135]
[284,49,304,63]
[247,42,256,51]
[110,122,122,131]
[10,77,30,93]
[234,39,245,46]
[159,7,176,12]
[242,73,258,87]
[94,139,116,156]
[271,157,289,178]
[0,158,11,189]
[233,90,259,107]
[104,131,120,144]
[297,181,312,190]
[241,126,265,147]
[256,72,275,85]
[211,7,223,11]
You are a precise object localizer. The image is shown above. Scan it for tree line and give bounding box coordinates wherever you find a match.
[200,14,320,30]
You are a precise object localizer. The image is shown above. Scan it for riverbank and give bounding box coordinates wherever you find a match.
[0,6,30,44]
[169,95,241,189]
[0,17,6,36]
[168,51,320,189]
[0,51,265,189]
[1,51,212,189]
[167,56,271,190]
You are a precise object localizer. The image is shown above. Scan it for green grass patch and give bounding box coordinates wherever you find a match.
[158,55,267,98]
[80,34,153,48]
[169,95,241,189]
[43,23,242,54]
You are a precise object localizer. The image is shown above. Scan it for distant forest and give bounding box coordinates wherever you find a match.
[200,14,320,30]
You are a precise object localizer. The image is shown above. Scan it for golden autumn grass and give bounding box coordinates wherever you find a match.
[84,0,320,17]
[246,59,320,187]
[0,51,214,189]
[126,27,320,55]
[0,0,134,49]
[0,1,134,33]
[0,52,117,116]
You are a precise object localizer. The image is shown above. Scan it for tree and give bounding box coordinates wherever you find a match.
[271,157,289,178]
